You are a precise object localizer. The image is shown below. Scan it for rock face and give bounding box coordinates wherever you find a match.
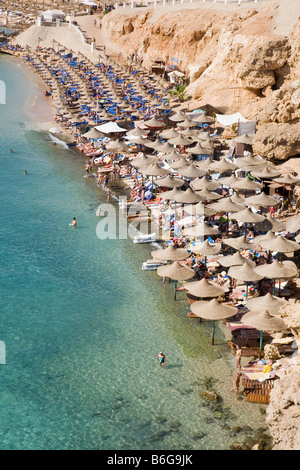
[103,1,300,160]
[252,122,300,160]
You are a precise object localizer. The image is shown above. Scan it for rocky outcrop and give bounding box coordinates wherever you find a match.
[102,2,300,160]
[252,122,300,160]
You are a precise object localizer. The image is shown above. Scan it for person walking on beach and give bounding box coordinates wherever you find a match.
[156,352,166,367]
[231,372,242,395]
[235,346,242,369]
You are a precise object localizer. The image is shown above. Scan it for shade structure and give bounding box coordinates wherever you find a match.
[151,245,189,261]
[228,262,263,285]
[232,177,263,192]
[250,166,282,179]
[231,207,265,224]
[139,163,171,176]
[233,133,254,145]
[130,153,157,168]
[190,177,220,192]
[218,174,241,187]
[230,192,247,206]
[159,186,182,201]
[155,141,174,153]
[197,188,222,202]
[273,174,300,186]
[106,139,128,152]
[259,234,300,253]
[168,134,193,147]
[186,142,211,155]
[185,278,225,298]
[163,150,187,161]
[244,192,280,208]
[177,117,197,128]
[195,157,213,170]
[183,222,219,238]
[255,259,298,280]
[223,235,257,251]
[191,239,221,256]
[209,197,244,213]
[155,175,185,188]
[208,158,238,173]
[160,128,180,139]
[246,292,287,316]
[83,128,103,139]
[255,215,286,233]
[285,214,300,233]
[218,252,256,268]
[126,126,149,137]
[191,298,238,344]
[176,164,206,179]
[95,121,127,133]
[234,155,263,169]
[191,113,214,124]
[241,310,287,334]
[188,202,217,218]
[169,158,188,170]
[172,187,201,204]
[157,260,195,281]
[168,110,187,122]
[144,116,166,128]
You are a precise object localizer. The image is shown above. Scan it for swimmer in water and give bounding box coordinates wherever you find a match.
[156,352,166,367]
[70,217,77,226]
[24,170,27,175]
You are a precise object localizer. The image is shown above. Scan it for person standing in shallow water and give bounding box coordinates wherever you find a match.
[156,352,166,367]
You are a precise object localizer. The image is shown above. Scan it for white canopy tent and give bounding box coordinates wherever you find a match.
[215,112,248,127]
[42,10,66,22]
[95,122,127,134]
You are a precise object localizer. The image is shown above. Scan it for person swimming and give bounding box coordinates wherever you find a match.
[70,217,77,226]
[156,352,166,366]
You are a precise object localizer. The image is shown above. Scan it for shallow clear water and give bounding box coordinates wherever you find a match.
[0,55,267,450]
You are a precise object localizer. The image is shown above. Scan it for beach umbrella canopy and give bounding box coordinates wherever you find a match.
[151,245,189,261]
[176,164,206,179]
[172,187,201,204]
[186,142,210,155]
[186,202,217,218]
[285,214,300,233]
[191,239,221,256]
[183,222,219,238]
[131,154,157,168]
[259,234,300,253]
[185,278,225,298]
[209,197,244,213]
[218,251,256,268]
[159,187,182,201]
[223,235,257,251]
[218,174,241,187]
[230,192,247,206]
[177,117,197,128]
[255,260,298,279]
[168,134,193,147]
[160,128,180,139]
[233,133,254,145]
[162,149,187,162]
[139,163,171,176]
[244,192,280,208]
[168,110,187,122]
[106,139,128,152]
[228,262,264,283]
[190,177,219,192]
[232,177,263,192]
[273,174,300,186]
[241,310,287,333]
[157,260,195,281]
[246,293,287,316]
[195,157,213,170]
[231,207,265,224]
[155,175,185,188]
[209,158,238,173]
[190,298,238,344]
[197,188,222,202]
[169,158,188,170]
[144,116,166,128]
[234,155,263,168]
[127,126,149,137]
[250,166,282,179]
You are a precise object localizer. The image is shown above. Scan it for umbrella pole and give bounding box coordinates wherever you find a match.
[211,320,215,345]
[259,330,263,358]
[174,279,177,300]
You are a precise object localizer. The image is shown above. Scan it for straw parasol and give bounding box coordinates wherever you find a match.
[228,262,264,299]
[130,153,157,168]
[177,117,197,128]
[168,158,188,169]
[162,149,187,161]
[244,192,280,208]
[190,177,220,192]
[151,245,189,261]
[155,175,185,188]
[83,128,103,139]
[176,164,206,179]
[191,113,214,124]
[232,177,263,192]
[209,158,238,173]
[144,116,166,128]
[258,234,300,254]
[183,222,219,238]
[218,252,256,268]
[273,174,300,186]
[186,142,211,155]
[223,235,257,251]
[209,197,244,213]
[191,298,238,344]
[233,134,254,145]
[139,162,171,176]
[255,259,298,280]
[250,166,282,180]
[195,157,213,170]
[168,110,187,122]
[241,309,288,353]
[187,202,217,218]
[157,260,195,299]
[197,188,222,202]
[285,214,300,233]
[246,292,287,316]
[191,239,221,256]
[172,187,201,205]
[159,186,182,201]
[160,128,180,139]
[185,278,225,298]
[231,207,265,224]
[168,134,193,147]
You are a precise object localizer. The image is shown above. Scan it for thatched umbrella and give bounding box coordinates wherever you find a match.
[218,252,256,268]
[228,262,264,299]
[159,186,182,201]
[232,177,263,193]
[246,292,287,316]
[209,158,238,173]
[163,150,188,162]
[157,261,195,299]
[195,157,213,170]
[144,116,166,128]
[191,298,238,344]
[197,188,222,202]
[250,166,282,180]
[130,153,157,168]
[168,110,187,122]
[223,235,257,251]
[273,174,300,186]
[186,202,217,218]
[139,162,171,177]
[155,175,185,188]
[185,278,226,299]
[191,239,221,267]
[258,234,299,254]
[210,197,244,214]
[285,214,300,233]
[233,133,254,145]
[190,177,220,192]
[244,192,280,209]
[169,158,188,170]
[151,245,189,261]
[168,134,193,147]
[186,142,211,155]
[176,164,206,179]
[172,187,201,205]
[192,113,214,124]
[255,259,298,295]
[241,309,288,354]
[183,222,219,239]
[160,128,180,139]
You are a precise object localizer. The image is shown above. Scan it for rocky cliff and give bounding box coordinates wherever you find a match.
[103,1,300,160]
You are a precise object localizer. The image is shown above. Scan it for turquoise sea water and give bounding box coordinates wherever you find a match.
[0,55,267,450]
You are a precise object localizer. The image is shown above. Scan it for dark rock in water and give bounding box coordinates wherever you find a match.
[230,442,250,451]
[231,426,243,434]
[200,390,219,402]
[193,431,206,440]
[168,421,181,429]
[91,412,102,418]
[150,430,169,441]
[155,416,167,424]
